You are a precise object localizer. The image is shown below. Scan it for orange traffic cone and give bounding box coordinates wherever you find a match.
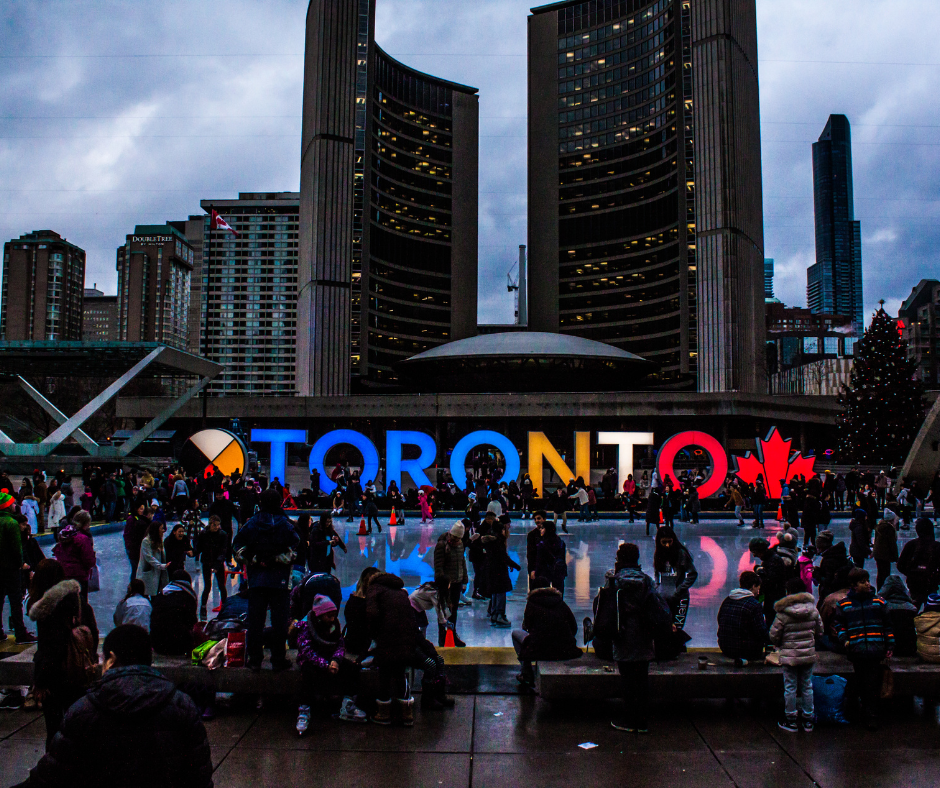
[776,506,783,521]
[389,507,397,525]
[358,516,368,536]
[444,626,456,648]
[659,510,664,524]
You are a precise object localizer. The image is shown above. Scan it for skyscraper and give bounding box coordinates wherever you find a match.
[116,225,192,349]
[1,230,85,341]
[297,0,479,395]
[764,258,774,299]
[807,114,863,333]
[528,0,766,392]
[178,193,299,395]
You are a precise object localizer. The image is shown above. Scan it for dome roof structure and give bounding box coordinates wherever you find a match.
[397,331,656,393]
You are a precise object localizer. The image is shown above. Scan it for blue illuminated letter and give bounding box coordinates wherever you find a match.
[309,430,380,494]
[449,430,521,486]
[250,429,307,485]
[386,431,437,489]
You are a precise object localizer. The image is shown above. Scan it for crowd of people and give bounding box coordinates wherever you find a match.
[2,458,940,785]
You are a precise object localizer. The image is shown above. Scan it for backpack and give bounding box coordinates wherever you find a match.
[819,500,832,526]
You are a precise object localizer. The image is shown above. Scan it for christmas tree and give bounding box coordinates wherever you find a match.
[837,304,925,464]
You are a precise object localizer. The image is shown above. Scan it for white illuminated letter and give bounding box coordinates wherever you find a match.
[596,432,655,488]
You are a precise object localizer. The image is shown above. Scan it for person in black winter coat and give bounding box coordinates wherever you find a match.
[512,576,581,686]
[308,513,347,574]
[749,537,792,627]
[26,624,212,788]
[232,490,300,671]
[343,567,381,658]
[194,515,233,617]
[483,521,521,627]
[604,543,672,732]
[27,559,99,749]
[150,571,198,656]
[897,517,940,607]
[812,531,854,604]
[849,509,872,568]
[533,519,568,595]
[717,571,768,661]
[366,572,419,724]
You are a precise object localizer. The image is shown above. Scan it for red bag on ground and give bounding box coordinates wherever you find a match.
[225,631,246,667]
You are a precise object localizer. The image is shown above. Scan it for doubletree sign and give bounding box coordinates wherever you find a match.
[244,426,817,498]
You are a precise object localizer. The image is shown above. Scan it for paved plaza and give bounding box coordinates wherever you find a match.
[3,689,940,787]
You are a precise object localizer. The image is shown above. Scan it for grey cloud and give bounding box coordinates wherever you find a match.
[2,0,938,328]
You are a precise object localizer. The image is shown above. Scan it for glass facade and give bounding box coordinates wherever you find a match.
[198,195,298,395]
[550,0,695,382]
[808,114,863,334]
[363,49,463,384]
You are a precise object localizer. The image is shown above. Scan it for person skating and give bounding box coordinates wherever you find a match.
[434,522,469,646]
[749,537,794,627]
[872,512,899,591]
[770,577,824,732]
[193,515,233,620]
[294,594,366,734]
[483,519,520,628]
[533,519,568,596]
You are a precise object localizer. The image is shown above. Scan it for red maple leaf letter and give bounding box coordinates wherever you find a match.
[732,428,816,499]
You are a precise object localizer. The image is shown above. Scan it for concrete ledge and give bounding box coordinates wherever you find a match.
[535,652,940,701]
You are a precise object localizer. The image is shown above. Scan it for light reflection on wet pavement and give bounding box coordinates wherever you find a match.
[84,516,914,648]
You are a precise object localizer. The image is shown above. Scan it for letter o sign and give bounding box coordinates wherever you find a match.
[656,431,728,499]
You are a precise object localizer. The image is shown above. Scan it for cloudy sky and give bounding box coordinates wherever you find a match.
[1,0,938,326]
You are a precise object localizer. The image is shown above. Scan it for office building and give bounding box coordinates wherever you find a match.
[1,230,85,341]
[82,286,118,341]
[184,193,299,395]
[808,114,863,333]
[116,225,192,349]
[766,301,855,394]
[899,279,940,388]
[298,0,479,395]
[527,0,766,392]
[764,258,774,299]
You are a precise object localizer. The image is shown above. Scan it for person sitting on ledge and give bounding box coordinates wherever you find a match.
[294,594,366,735]
[717,570,768,664]
[512,575,582,689]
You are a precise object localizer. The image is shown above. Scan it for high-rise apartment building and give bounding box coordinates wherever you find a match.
[808,114,863,333]
[182,194,299,395]
[528,0,765,392]
[298,0,479,395]
[764,258,774,300]
[116,225,192,349]
[899,279,940,388]
[1,230,85,341]
[82,286,118,341]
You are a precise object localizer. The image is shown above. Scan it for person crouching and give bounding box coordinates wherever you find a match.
[295,594,366,734]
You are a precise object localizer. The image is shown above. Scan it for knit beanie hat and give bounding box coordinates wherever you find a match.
[310,594,337,618]
[450,522,466,539]
[748,537,770,554]
[815,530,834,552]
[924,593,940,613]
[0,492,14,510]
[883,509,899,525]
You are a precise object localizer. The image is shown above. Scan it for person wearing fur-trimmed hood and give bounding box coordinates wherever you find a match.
[769,577,824,732]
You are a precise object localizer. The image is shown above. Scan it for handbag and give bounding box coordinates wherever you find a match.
[66,625,100,688]
[87,561,101,593]
[880,664,894,699]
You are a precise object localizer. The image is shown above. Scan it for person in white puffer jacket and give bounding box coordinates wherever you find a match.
[769,577,824,733]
